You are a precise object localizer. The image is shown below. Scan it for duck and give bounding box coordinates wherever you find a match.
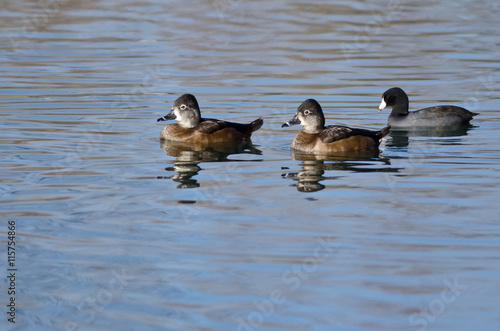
[378,87,478,128]
[282,99,390,154]
[157,94,263,143]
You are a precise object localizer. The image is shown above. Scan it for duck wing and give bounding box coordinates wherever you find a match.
[196,118,262,135]
[195,118,231,134]
[320,125,389,143]
[416,106,478,120]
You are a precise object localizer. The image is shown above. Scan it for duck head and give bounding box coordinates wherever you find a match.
[157,94,201,128]
[282,99,325,134]
[379,87,409,115]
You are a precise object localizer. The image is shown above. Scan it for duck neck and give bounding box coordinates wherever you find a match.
[303,125,324,134]
[390,99,409,116]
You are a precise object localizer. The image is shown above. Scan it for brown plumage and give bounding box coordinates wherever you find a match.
[157,94,263,142]
[282,99,390,154]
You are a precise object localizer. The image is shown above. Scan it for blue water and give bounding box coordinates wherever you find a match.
[1,0,500,330]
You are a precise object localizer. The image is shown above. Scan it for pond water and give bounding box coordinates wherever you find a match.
[1,0,500,330]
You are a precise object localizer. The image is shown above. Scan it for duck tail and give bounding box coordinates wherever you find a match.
[249,118,264,133]
[377,125,391,139]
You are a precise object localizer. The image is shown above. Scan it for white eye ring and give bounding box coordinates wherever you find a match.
[180,104,187,110]
[304,109,311,115]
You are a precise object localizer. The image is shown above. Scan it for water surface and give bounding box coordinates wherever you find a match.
[1,0,500,330]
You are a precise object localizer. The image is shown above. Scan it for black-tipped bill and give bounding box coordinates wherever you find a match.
[281,114,300,128]
[157,109,176,122]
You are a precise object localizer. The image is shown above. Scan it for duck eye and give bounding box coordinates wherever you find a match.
[180,104,187,110]
[304,109,311,115]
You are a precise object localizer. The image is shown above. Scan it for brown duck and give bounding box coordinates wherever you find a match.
[282,99,390,154]
[157,94,263,143]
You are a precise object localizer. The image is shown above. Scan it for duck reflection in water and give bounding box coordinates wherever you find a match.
[387,124,477,148]
[283,150,396,193]
[159,140,262,188]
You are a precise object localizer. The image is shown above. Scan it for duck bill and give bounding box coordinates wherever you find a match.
[281,114,301,128]
[157,109,177,122]
[378,98,387,112]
